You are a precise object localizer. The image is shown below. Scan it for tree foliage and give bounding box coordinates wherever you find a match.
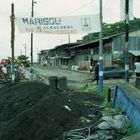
[81,18,140,43]
[17,55,29,61]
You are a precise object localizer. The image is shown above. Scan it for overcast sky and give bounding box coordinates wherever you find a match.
[0,0,140,62]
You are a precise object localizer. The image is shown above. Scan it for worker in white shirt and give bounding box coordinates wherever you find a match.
[2,65,8,81]
[134,59,140,78]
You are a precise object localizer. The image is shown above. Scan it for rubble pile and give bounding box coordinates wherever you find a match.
[65,114,129,140]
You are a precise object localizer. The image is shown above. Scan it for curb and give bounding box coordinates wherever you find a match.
[33,69,48,84]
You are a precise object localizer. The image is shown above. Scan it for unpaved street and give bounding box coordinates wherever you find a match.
[33,64,136,88]
[33,65,92,86]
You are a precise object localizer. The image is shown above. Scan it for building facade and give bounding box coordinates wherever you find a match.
[38,30,140,71]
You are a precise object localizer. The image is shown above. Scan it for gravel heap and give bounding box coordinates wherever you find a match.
[0,81,103,140]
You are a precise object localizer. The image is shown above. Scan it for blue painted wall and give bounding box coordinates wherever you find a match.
[113,83,140,131]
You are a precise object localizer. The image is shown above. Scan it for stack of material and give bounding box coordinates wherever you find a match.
[0,81,103,140]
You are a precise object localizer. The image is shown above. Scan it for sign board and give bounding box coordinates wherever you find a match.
[15,14,100,34]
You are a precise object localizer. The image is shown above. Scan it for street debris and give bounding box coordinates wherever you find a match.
[64,114,129,140]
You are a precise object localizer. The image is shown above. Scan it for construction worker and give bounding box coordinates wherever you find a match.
[135,58,140,78]
[2,65,8,81]
[18,63,26,80]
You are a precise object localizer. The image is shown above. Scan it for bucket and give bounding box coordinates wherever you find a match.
[57,76,67,90]
[48,76,57,89]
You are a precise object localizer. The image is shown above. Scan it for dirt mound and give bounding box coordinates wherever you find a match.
[0,81,103,140]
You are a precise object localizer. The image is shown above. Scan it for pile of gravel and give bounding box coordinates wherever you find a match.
[0,81,103,140]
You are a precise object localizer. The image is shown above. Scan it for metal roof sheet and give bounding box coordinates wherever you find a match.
[129,50,140,56]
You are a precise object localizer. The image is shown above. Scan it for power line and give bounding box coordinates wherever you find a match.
[63,0,97,16]
[129,9,135,19]
[122,9,135,20]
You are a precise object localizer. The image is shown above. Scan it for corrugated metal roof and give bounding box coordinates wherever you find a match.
[129,50,140,56]
[69,32,123,49]
[70,29,140,50]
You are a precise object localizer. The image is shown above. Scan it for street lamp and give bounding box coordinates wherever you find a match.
[31,0,36,67]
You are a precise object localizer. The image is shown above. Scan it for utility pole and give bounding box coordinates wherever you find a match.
[11,3,15,84]
[31,0,35,67]
[23,43,27,56]
[68,34,70,46]
[20,49,22,55]
[68,34,71,69]
[99,0,103,91]
[125,0,129,82]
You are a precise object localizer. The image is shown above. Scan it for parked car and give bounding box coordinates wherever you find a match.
[103,66,134,79]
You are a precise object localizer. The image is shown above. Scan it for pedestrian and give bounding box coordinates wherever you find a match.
[2,64,8,81]
[94,62,99,85]
[89,64,93,74]
[134,58,140,78]
[28,69,33,81]
[18,63,26,80]
[10,65,19,83]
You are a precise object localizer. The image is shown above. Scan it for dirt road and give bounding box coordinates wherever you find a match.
[33,65,92,86]
[33,64,136,88]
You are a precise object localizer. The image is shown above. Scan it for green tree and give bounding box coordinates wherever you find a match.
[80,18,140,43]
[17,55,30,67]
[17,55,29,61]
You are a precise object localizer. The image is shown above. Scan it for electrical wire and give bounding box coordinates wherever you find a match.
[129,9,135,19]
[63,0,98,16]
